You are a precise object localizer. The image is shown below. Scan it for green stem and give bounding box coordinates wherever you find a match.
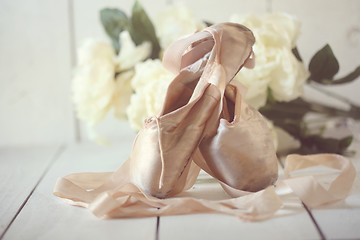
[309,82,359,108]
[306,100,360,120]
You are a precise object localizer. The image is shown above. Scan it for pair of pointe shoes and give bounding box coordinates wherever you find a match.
[130,23,278,199]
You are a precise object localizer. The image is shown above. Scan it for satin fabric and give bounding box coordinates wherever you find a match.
[53,154,355,220]
[130,23,275,198]
[54,23,356,220]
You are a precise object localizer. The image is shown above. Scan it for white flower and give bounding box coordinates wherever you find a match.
[113,71,133,119]
[268,47,309,101]
[115,31,152,71]
[77,40,115,66]
[233,44,273,109]
[112,31,152,119]
[72,32,151,143]
[127,59,175,130]
[230,13,310,109]
[72,40,116,126]
[154,3,205,50]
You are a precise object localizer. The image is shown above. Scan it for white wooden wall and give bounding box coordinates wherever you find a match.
[1,0,359,147]
[0,0,75,147]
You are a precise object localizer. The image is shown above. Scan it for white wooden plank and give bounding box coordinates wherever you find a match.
[73,0,170,43]
[0,0,76,147]
[159,165,320,240]
[166,0,270,22]
[0,146,60,236]
[159,213,318,240]
[309,141,360,239]
[2,137,157,240]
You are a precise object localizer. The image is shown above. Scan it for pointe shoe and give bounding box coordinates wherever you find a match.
[53,24,352,219]
[193,81,278,197]
[130,23,256,198]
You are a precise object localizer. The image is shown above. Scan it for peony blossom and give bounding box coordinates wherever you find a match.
[72,40,116,126]
[230,13,310,109]
[113,71,133,119]
[112,31,152,119]
[72,31,151,142]
[127,59,175,131]
[154,3,205,51]
[115,31,152,72]
[127,4,205,131]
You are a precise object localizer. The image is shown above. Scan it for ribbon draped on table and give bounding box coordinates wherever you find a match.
[54,23,356,221]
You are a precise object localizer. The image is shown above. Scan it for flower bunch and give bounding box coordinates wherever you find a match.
[72,1,360,154]
[230,13,309,109]
[72,30,151,143]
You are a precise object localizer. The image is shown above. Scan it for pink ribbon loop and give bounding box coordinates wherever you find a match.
[53,23,356,221]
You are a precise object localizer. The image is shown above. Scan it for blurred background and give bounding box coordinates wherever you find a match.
[0,0,359,147]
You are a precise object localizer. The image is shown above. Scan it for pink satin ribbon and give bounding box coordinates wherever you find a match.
[54,23,356,220]
[53,154,355,220]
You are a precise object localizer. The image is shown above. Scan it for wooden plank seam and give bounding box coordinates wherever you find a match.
[0,145,65,240]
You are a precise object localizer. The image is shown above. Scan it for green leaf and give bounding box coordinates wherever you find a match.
[329,66,360,85]
[349,105,360,119]
[204,20,214,27]
[260,94,355,155]
[100,8,129,54]
[339,136,353,152]
[260,97,311,121]
[308,44,339,82]
[292,46,302,62]
[276,120,305,139]
[130,1,160,59]
[297,135,353,154]
[266,88,277,104]
[260,97,312,140]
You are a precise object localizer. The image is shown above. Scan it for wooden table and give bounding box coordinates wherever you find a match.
[1,138,359,240]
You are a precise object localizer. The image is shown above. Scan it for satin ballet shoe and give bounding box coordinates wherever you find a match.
[54,23,356,221]
[130,23,256,198]
[157,23,277,196]
[53,22,354,220]
[193,81,278,197]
